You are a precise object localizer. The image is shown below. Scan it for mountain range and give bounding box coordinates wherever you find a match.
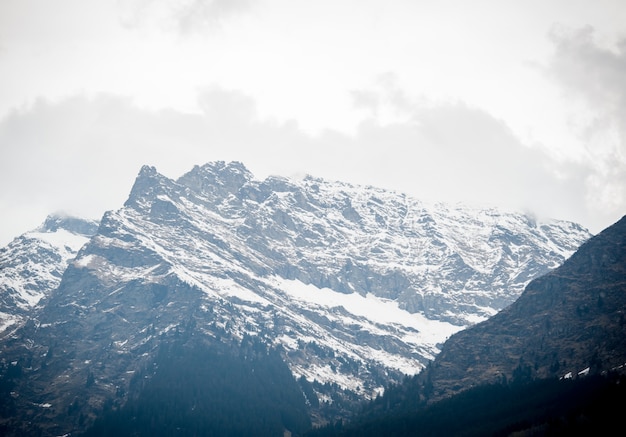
[0,161,594,435]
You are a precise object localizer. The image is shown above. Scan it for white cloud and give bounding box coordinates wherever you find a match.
[118,0,253,34]
[546,26,626,232]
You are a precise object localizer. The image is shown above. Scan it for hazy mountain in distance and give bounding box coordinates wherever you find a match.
[0,214,98,333]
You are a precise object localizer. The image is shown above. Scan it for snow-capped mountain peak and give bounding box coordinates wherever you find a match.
[41,163,590,389]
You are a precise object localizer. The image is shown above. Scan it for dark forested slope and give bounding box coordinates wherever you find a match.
[81,335,311,437]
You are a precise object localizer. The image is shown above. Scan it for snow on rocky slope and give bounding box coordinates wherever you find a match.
[0,214,98,332]
[26,162,588,394]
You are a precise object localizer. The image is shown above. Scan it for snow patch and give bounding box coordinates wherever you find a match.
[274,277,462,345]
[26,229,90,253]
[0,312,22,332]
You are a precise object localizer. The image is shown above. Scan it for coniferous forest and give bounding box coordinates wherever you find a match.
[306,372,626,437]
[80,335,311,437]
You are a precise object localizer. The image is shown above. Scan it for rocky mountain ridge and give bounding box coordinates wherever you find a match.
[0,161,591,434]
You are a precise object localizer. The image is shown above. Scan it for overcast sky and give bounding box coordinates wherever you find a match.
[1,0,625,245]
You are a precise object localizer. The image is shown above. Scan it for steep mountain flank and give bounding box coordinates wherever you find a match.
[309,215,626,437]
[425,214,626,401]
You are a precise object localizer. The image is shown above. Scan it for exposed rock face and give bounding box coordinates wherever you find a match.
[425,215,626,401]
[0,162,591,434]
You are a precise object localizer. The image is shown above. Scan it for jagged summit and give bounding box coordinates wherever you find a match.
[177,160,254,201]
[124,165,171,209]
[179,160,253,183]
